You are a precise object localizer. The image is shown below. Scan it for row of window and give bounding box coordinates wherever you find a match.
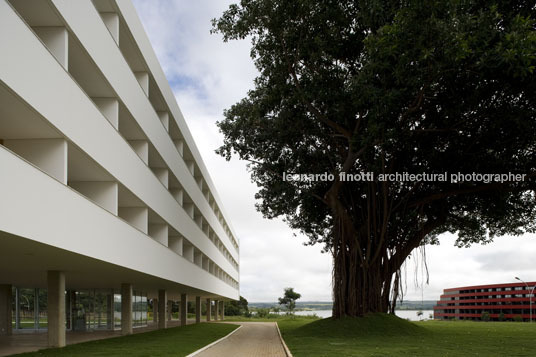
[458,286,526,294]
[441,288,532,300]
[437,309,531,314]
[442,300,533,306]
[459,294,532,299]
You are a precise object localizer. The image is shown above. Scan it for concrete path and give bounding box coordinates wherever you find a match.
[195,322,287,357]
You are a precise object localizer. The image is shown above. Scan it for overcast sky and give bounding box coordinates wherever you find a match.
[131,0,536,303]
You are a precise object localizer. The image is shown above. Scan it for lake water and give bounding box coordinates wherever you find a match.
[290,309,435,321]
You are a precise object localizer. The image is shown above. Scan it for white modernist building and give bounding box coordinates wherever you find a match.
[0,0,239,347]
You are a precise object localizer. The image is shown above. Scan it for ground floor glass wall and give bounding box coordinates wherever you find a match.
[11,287,48,330]
[133,291,148,327]
[11,287,147,332]
[67,290,115,331]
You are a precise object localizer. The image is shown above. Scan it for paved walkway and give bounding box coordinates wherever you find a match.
[195,322,287,357]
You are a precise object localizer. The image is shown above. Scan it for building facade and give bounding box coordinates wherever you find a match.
[0,0,239,347]
[434,282,536,321]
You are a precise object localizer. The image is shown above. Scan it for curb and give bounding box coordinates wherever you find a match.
[275,322,293,357]
[185,324,242,357]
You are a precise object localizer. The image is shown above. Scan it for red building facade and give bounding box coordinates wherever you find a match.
[434,282,536,321]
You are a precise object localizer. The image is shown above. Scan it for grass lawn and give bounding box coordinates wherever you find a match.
[15,323,238,357]
[12,314,536,356]
[278,313,536,356]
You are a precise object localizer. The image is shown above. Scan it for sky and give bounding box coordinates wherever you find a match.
[131,0,536,303]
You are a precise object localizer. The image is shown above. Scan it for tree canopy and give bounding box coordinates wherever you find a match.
[279,287,302,312]
[213,0,536,317]
[224,296,249,316]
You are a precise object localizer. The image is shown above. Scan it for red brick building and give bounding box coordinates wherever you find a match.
[434,281,536,321]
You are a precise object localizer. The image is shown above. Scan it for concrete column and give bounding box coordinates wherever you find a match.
[158,290,166,329]
[180,294,187,326]
[47,271,65,347]
[220,301,225,320]
[0,285,12,336]
[121,283,132,335]
[167,300,172,321]
[195,297,201,324]
[206,299,211,322]
[215,299,219,321]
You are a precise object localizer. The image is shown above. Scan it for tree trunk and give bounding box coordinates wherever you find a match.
[329,182,399,318]
[330,205,445,318]
[331,224,393,318]
[325,169,441,318]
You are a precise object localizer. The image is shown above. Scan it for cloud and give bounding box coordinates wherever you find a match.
[402,233,536,301]
[132,0,536,304]
[474,244,535,273]
[132,0,257,114]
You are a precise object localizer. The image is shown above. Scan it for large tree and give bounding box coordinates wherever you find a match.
[225,296,249,316]
[213,0,536,318]
[279,287,302,313]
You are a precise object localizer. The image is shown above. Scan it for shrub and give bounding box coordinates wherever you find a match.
[256,308,270,318]
[498,312,505,321]
[481,312,490,322]
[224,296,249,316]
[513,315,523,322]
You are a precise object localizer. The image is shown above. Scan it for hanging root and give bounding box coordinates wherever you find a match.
[390,245,430,313]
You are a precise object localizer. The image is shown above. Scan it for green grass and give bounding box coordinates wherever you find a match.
[13,314,536,356]
[15,323,238,357]
[278,313,536,356]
